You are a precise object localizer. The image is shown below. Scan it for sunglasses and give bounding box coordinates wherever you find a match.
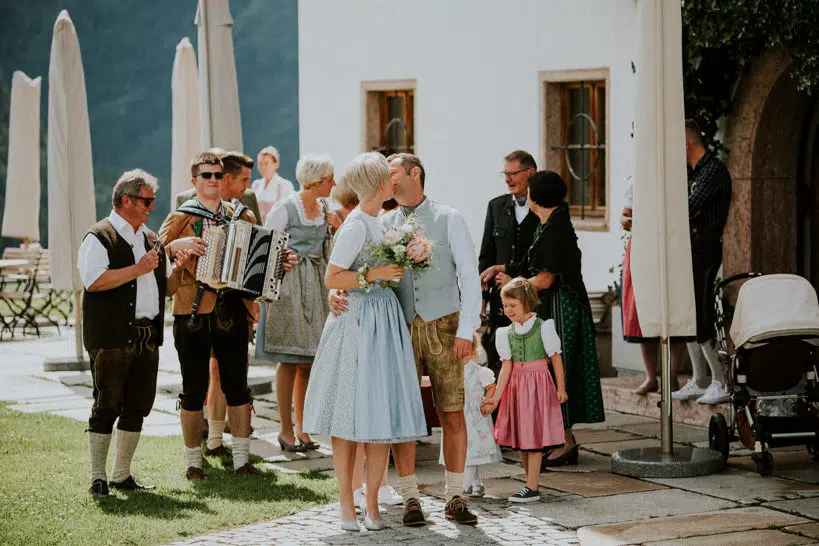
[197,172,225,180]
[129,195,156,207]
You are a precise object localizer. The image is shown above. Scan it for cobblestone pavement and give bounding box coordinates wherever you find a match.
[168,497,580,545]
[4,326,819,545]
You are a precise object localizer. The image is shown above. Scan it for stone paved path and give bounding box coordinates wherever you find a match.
[3,326,819,545]
[168,498,580,545]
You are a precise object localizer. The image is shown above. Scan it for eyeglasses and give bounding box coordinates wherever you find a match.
[129,195,155,207]
[502,168,531,179]
[197,172,225,180]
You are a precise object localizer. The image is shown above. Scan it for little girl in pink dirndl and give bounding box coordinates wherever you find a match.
[484,277,567,504]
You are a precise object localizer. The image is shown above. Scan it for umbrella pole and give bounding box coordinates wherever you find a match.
[199,0,213,148]
[73,289,83,359]
[660,339,673,454]
[43,289,88,371]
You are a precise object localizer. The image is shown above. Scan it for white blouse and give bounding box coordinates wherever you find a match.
[474,363,496,387]
[327,207,384,270]
[495,314,562,360]
[264,192,327,231]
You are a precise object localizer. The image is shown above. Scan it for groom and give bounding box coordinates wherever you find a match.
[334,153,482,526]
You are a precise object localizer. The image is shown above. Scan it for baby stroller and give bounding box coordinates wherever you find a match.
[709,273,819,476]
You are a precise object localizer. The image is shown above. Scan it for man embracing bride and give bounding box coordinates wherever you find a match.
[303,152,483,532]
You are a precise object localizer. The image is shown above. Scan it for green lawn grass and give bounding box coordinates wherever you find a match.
[0,404,336,546]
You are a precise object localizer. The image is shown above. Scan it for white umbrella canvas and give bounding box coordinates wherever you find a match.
[611,0,721,477]
[630,0,696,344]
[47,10,96,365]
[171,37,201,207]
[2,71,42,242]
[195,0,243,152]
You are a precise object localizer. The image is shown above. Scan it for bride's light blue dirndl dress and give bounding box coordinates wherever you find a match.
[303,208,428,443]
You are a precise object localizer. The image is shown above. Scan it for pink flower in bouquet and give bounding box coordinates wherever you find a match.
[383,227,402,245]
[406,233,432,264]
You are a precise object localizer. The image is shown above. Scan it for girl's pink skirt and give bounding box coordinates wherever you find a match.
[494,359,565,451]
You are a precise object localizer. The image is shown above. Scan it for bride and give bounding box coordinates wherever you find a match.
[303,152,427,532]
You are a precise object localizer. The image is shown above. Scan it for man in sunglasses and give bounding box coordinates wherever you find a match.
[173,151,261,458]
[78,169,192,498]
[174,150,261,221]
[159,151,261,479]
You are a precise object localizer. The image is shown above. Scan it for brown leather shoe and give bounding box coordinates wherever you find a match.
[445,496,478,525]
[185,467,205,480]
[402,498,427,526]
[235,463,258,475]
[204,445,231,458]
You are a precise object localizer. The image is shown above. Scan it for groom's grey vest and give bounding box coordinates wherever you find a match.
[382,198,461,324]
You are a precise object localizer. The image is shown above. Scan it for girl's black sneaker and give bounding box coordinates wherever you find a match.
[508,486,540,503]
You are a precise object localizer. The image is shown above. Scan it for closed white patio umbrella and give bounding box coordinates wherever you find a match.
[47,10,96,366]
[196,0,243,151]
[610,0,721,477]
[2,71,42,242]
[171,37,201,206]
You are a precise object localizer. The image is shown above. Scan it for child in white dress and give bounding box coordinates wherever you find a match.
[439,334,502,497]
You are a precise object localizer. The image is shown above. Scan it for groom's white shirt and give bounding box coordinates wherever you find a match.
[383,198,482,341]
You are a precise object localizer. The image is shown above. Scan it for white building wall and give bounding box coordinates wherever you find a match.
[299,0,639,292]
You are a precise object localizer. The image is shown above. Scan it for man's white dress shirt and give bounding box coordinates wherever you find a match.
[512,195,531,224]
[77,211,169,320]
[442,207,483,341]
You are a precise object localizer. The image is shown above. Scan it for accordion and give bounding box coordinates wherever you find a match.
[195,220,290,302]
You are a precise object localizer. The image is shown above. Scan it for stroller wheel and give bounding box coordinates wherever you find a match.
[751,450,773,476]
[708,413,730,462]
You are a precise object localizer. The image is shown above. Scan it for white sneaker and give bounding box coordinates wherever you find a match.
[671,379,706,401]
[696,381,730,405]
[353,487,365,510]
[377,485,403,506]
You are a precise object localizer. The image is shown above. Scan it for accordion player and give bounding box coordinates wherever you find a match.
[195,220,290,302]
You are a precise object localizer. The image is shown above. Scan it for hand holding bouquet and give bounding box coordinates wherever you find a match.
[368,213,433,287]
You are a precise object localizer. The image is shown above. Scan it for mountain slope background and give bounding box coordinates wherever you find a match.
[0,0,299,246]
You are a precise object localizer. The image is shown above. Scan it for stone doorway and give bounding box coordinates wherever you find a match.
[797,98,819,289]
[724,49,816,285]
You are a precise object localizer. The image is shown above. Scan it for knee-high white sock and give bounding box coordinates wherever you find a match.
[396,474,420,502]
[687,342,709,388]
[445,470,464,500]
[700,341,725,384]
[232,437,251,470]
[89,432,112,483]
[207,420,226,450]
[111,430,141,483]
[184,446,203,470]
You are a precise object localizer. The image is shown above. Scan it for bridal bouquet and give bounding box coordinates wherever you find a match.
[368,213,433,287]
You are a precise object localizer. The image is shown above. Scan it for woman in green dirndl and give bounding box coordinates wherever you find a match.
[482,170,605,467]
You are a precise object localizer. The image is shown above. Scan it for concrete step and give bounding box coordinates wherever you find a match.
[601,375,729,427]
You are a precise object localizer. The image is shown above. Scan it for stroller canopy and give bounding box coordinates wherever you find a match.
[730,274,819,348]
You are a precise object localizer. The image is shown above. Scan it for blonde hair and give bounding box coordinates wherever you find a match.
[344,152,389,201]
[500,277,540,313]
[257,145,280,163]
[296,154,334,188]
[330,176,360,209]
